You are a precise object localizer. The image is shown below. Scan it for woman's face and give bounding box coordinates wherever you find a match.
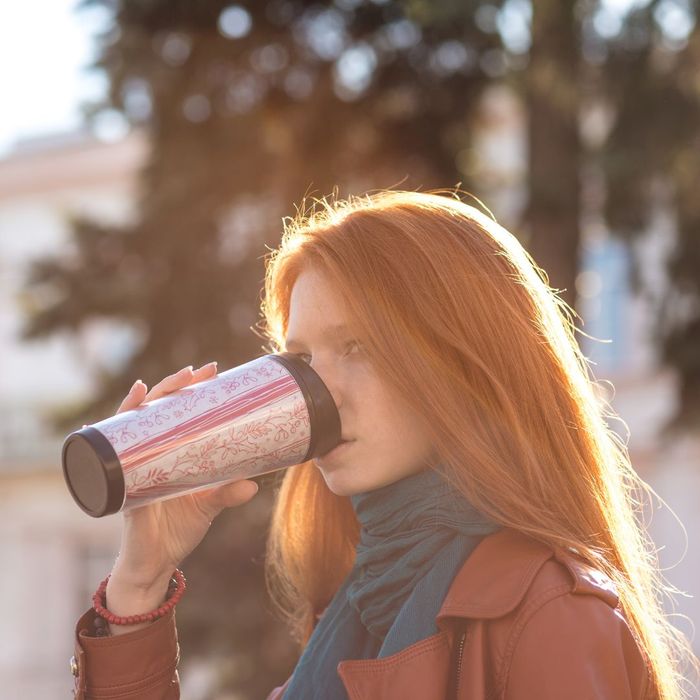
[284,266,438,496]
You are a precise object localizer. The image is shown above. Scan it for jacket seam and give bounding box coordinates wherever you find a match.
[84,656,180,697]
[77,611,175,649]
[496,583,654,700]
[341,631,449,673]
[496,582,572,695]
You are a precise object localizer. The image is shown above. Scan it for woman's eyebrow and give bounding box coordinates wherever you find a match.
[285,324,352,349]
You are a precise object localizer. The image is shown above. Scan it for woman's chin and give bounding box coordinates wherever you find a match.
[315,463,363,497]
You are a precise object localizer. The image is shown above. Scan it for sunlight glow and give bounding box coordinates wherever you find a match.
[0,0,110,156]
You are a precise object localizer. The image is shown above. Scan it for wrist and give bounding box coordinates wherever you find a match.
[109,562,176,594]
[101,569,182,636]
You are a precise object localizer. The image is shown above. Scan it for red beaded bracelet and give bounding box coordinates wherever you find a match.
[92,569,187,626]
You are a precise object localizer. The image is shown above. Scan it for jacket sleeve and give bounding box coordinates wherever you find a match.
[71,607,180,699]
[503,592,650,699]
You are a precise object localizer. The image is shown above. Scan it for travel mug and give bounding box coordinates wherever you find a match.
[62,352,341,517]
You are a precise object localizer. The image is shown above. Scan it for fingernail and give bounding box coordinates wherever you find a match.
[130,380,142,393]
[204,361,217,370]
[179,365,193,374]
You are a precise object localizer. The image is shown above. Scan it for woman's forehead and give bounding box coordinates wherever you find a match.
[284,266,367,351]
[287,269,349,323]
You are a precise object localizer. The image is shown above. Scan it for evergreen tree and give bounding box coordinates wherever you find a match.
[21,0,502,432]
[522,0,582,312]
[20,1,503,695]
[17,0,700,694]
[601,0,700,432]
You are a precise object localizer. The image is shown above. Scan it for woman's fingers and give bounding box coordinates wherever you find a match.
[142,366,193,403]
[142,361,217,403]
[191,361,218,382]
[115,362,217,415]
[116,380,147,414]
[193,479,259,521]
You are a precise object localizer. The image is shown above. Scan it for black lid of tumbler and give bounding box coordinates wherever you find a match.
[62,427,125,518]
[269,352,342,460]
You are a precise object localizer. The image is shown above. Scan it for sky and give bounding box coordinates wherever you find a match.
[0,0,110,156]
[0,0,644,159]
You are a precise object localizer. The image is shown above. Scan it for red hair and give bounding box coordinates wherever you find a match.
[259,189,697,699]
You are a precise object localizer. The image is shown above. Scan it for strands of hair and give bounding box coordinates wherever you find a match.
[259,187,698,700]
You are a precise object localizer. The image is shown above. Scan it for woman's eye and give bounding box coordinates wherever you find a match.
[294,341,361,365]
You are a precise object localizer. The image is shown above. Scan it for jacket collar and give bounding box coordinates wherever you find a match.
[436,526,620,628]
[337,527,622,700]
[436,527,554,625]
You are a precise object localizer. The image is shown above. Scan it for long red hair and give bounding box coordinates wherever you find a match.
[258,189,698,699]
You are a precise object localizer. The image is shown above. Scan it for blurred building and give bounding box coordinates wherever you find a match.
[0,87,698,697]
[0,129,145,697]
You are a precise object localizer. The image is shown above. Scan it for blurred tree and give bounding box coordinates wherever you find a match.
[600,0,700,432]
[21,0,503,431]
[17,0,700,695]
[522,0,581,312]
[18,0,504,696]
[472,0,700,431]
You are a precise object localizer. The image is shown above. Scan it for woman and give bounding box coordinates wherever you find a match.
[71,190,697,699]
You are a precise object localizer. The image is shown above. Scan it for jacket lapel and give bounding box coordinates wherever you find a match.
[336,528,555,700]
[436,527,554,625]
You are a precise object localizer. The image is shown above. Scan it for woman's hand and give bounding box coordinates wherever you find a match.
[104,362,259,632]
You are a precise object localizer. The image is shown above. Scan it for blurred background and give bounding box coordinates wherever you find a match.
[0,0,699,697]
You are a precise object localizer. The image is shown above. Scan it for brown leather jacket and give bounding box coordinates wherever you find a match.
[71,528,653,699]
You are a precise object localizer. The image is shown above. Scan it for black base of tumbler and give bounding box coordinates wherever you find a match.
[62,427,125,518]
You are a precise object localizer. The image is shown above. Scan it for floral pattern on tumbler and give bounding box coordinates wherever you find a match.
[91,355,311,510]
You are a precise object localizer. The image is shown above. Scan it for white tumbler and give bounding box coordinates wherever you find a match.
[62,352,341,517]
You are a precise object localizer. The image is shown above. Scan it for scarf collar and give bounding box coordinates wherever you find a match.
[282,465,501,699]
[346,466,500,639]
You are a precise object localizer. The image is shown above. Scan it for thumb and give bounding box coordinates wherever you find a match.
[195,479,259,520]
